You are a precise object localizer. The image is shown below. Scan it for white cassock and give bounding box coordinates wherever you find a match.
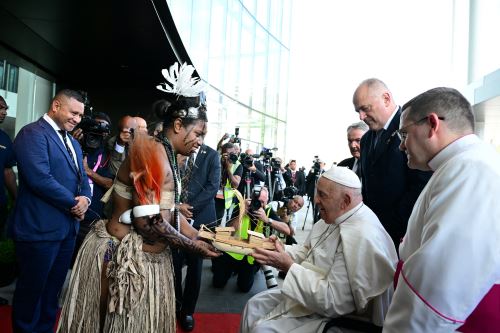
[384,135,500,332]
[240,202,398,333]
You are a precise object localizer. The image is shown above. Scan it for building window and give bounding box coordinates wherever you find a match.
[0,60,19,93]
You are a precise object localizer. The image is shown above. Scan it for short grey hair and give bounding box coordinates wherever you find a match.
[347,121,368,133]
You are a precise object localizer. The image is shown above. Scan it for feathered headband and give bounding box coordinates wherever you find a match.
[156,62,206,98]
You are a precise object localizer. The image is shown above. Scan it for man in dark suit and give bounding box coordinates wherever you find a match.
[338,121,368,179]
[9,89,91,333]
[352,78,432,247]
[174,144,221,331]
[283,159,306,195]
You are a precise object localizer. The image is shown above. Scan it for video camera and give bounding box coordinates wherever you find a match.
[260,147,281,172]
[311,155,323,176]
[76,92,111,154]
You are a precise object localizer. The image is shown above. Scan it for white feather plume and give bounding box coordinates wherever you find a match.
[156,62,206,97]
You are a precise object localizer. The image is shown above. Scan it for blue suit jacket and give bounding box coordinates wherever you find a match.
[9,117,91,241]
[185,144,221,228]
[359,108,432,244]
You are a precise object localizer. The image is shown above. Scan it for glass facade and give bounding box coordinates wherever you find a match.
[167,0,292,156]
[0,48,55,141]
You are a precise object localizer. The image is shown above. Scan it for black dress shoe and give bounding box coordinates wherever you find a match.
[180,314,195,331]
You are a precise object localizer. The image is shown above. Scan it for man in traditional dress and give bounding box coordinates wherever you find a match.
[383,87,500,332]
[240,167,398,333]
[58,63,219,333]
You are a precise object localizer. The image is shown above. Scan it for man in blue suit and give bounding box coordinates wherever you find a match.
[9,89,91,333]
[352,78,432,248]
[173,144,221,331]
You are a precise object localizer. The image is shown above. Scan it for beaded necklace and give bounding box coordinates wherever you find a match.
[156,133,181,232]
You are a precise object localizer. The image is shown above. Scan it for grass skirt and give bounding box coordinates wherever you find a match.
[57,220,176,333]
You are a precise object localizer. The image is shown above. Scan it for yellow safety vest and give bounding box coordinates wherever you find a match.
[228,207,271,264]
[224,161,241,209]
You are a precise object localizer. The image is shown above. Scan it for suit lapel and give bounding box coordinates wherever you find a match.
[370,108,401,164]
[39,118,79,175]
[194,145,207,172]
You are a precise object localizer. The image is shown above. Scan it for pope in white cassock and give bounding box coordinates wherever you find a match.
[383,87,500,332]
[240,166,398,333]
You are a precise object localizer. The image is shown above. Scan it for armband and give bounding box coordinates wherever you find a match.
[118,204,160,224]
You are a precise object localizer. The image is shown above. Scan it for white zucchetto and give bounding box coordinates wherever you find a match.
[321,166,362,189]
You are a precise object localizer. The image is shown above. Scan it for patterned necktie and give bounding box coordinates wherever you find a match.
[181,153,195,202]
[59,130,81,183]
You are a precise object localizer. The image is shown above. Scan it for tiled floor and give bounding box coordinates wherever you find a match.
[0,197,316,316]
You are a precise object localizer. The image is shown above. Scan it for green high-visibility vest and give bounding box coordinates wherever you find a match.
[228,207,271,264]
[224,161,241,209]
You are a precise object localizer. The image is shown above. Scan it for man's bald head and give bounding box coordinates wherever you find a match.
[134,117,147,134]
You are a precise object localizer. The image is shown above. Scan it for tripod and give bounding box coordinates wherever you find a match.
[266,167,283,202]
[302,173,320,230]
[242,170,252,199]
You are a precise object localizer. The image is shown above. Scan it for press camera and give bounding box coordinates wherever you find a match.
[310,155,323,176]
[239,152,260,168]
[273,186,299,207]
[77,93,111,153]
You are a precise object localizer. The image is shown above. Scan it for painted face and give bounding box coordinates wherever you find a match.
[179,120,206,156]
[51,97,84,132]
[347,128,365,159]
[314,177,342,224]
[398,112,429,170]
[354,86,389,131]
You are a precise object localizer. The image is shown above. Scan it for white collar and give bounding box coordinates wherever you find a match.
[382,105,399,130]
[43,113,64,133]
[334,202,363,225]
[428,134,479,171]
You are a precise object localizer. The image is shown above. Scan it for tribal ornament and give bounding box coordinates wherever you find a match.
[156,62,206,98]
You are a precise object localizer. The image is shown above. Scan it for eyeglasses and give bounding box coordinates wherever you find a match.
[396,116,445,141]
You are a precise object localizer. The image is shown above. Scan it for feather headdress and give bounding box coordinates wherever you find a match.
[156,62,206,97]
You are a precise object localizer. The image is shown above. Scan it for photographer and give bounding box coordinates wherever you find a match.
[212,185,287,292]
[71,111,113,263]
[237,148,266,199]
[305,157,326,223]
[274,190,305,245]
[215,142,243,225]
[106,115,136,176]
[260,149,287,202]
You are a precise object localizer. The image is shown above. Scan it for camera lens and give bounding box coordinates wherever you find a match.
[262,265,278,289]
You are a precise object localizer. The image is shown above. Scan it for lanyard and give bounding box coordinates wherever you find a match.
[88,153,102,185]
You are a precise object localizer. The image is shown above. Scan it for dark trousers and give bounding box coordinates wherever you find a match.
[212,253,259,293]
[12,233,75,333]
[172,248,203,315]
